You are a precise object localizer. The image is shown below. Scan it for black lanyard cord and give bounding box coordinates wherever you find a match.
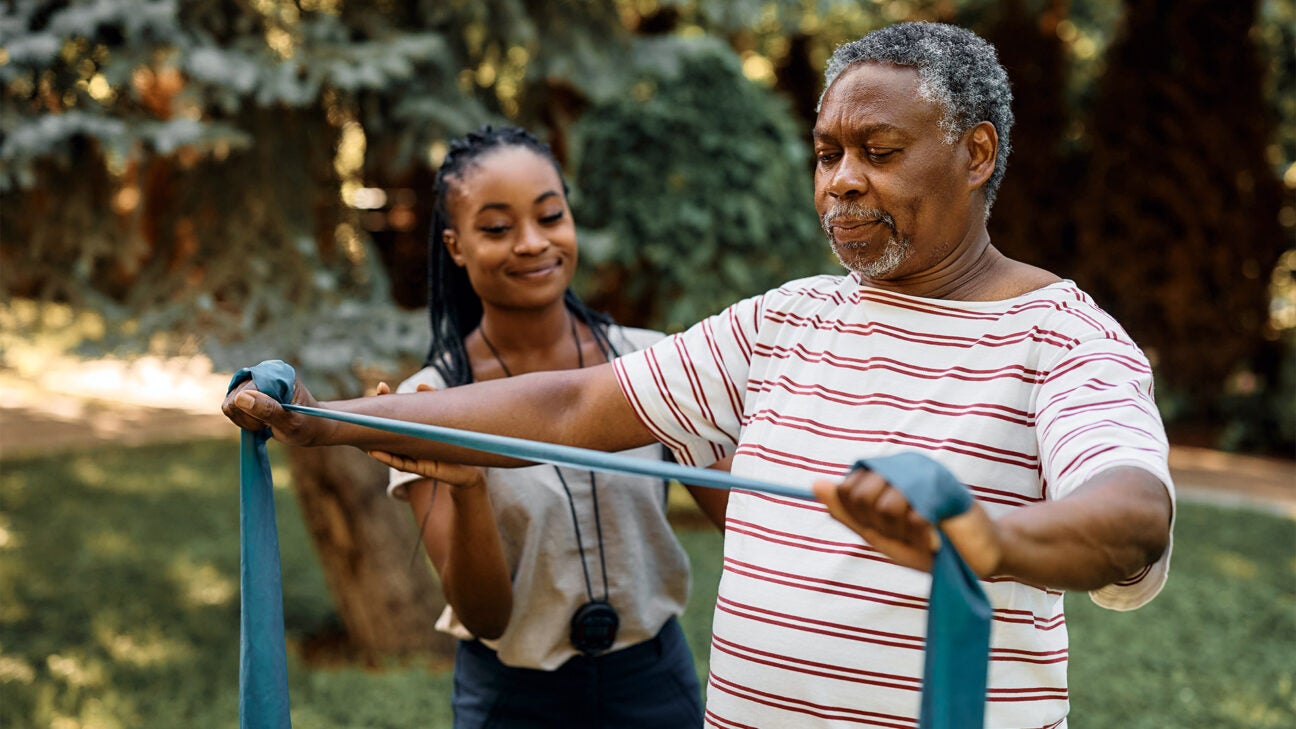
[483,310,610,603]
[553,467,611,604]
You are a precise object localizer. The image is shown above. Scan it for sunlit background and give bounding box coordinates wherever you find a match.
[1,4,1293,727]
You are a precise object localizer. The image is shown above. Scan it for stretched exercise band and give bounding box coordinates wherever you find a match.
[231,359,990,729]
[280,403,816,500]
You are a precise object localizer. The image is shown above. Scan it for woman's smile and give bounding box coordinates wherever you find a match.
[508,258,564,280]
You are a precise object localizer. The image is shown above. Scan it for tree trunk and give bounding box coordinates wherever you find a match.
[1074,0,1285,405]
[284,443,454,659]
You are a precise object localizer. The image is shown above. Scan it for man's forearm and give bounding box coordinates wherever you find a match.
[993,466,1172,591]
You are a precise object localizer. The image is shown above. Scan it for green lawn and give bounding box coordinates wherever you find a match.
[0,439,1291,728]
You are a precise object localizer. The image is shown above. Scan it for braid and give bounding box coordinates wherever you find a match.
[425,125,619,385]
[565,289,621,361]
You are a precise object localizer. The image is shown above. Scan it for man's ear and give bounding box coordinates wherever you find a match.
[966,121,998,191]
[443,229,465,266]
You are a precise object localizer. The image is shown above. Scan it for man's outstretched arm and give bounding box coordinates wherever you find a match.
[813,465,1172,592]
[222,362,658,466]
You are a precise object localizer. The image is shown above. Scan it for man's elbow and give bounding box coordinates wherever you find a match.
[1112,479,1173,583]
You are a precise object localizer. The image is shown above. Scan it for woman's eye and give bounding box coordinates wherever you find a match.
[539,210,565,224]
[479,224,510,235]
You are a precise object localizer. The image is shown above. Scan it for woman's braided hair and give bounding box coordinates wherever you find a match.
[426,124,619,386]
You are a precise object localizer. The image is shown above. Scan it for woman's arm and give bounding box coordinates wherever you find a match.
[684,455,734,532]
[369,381,513,638]
[376,451,514,640]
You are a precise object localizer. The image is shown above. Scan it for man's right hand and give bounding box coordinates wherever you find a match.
[221,376,331,446]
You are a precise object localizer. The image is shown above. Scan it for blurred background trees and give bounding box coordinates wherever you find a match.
[3,0,1292,443]
[3,0,1292,656]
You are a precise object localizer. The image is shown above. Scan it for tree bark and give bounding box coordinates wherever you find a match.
[284,442,454,659]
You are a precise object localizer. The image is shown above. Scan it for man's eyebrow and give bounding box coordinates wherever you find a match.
[813,123,905,143]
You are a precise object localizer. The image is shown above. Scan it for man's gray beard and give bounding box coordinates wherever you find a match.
[821,203,910,277]
[831,236,911,277]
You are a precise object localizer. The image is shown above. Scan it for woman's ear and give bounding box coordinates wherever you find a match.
[443,229,465,267]
[965,121,997,190]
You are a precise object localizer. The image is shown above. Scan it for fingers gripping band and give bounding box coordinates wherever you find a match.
[231,360,990,729]
[854,455,992,729]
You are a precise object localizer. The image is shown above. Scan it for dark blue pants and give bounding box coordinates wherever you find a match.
[452,617,704,729]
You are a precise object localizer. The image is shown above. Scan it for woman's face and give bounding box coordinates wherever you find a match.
[442,146,577,312]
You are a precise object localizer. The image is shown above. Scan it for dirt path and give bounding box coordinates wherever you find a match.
[1,355,1291,517]
[0,355,234,458]
[1167,444,1295,517]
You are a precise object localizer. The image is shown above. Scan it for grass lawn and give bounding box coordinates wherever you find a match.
[1,438,1292,728]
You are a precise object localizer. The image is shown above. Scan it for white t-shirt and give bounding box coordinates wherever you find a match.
[613,275,1175,728]
[389,325,692,670]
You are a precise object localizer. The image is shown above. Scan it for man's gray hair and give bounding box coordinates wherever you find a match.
[819,22,1014,214]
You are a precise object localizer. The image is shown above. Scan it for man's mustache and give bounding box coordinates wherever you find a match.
[821,203,895,234]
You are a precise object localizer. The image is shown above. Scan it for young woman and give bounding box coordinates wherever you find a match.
[369,125,726,728]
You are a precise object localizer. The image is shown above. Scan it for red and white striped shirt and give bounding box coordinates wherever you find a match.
[613,274,1175,729]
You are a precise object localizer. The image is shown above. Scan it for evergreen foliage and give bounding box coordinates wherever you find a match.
[572,37,835,331]
[0,0,634,395]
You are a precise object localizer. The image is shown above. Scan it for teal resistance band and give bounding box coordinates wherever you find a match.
[228,362,295,729]
[855,453,992,729]
[281,404,815,501]
[232,360,990,729]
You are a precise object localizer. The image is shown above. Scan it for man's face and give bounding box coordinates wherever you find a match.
[813,62,979,280]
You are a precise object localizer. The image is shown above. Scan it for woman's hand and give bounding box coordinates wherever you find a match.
[367,381,487,490]
[369,382,510,637]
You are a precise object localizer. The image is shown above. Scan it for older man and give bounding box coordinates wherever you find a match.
[226,22,1173,728]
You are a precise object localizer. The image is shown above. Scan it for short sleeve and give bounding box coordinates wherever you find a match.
[1035,336,1176,610]
[612,295,764,467]
[608,324,667,355]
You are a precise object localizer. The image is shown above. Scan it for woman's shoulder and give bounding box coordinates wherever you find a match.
[396,366,449,393]
[607,324,668,354]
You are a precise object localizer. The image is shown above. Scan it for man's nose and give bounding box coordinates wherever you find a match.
[825,151,870,200]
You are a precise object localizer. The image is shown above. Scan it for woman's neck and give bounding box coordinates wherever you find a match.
[471,302,589,379]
